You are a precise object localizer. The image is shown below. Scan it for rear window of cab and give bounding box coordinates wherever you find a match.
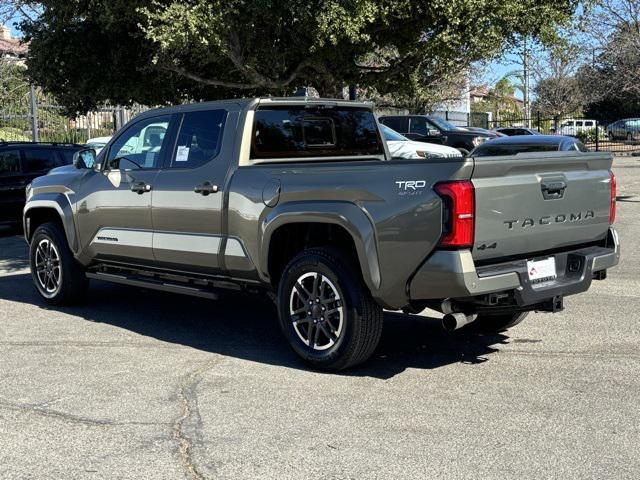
[251,106,383,159]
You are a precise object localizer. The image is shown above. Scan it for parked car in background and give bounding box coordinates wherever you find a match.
[552,119,597,136]
[461,126,506,137]
[606,118,640,141]
[494,127,541,136]
[379,115,496,156]
[380,124,462,159]
[471,135,588,157]
[0,142,84,230]
[85,136,112,155]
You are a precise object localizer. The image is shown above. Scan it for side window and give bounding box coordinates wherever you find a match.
[170,110,226,168]
[0,149,21,175]
[22,148,58,173]
[575,121,583,127]
[380,117,407,133]
[584,121,594,127]
[107,115,171,169]
[409,118,429,136]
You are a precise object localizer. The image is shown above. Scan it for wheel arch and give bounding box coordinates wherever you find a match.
[260,201,381,293]
[24,193,78,253]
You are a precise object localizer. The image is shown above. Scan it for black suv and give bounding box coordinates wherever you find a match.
[378,115,495,155]
[0,142,83,229]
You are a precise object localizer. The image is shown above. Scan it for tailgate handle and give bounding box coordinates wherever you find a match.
[541,180,566,199]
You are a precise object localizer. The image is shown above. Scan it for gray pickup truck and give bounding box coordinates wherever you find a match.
[23,98,620,370]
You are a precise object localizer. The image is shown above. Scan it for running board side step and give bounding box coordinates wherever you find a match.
[86,272,220,300]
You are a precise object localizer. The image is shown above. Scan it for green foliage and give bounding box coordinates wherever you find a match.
[575,128,606,144]
[21,0,578,111]
[0,126,30,141]
[472,77,522,121]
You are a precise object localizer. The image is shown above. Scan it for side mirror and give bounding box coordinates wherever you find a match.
[73,148,97,169]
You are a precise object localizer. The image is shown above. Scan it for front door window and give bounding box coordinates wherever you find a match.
[107,115,171,170]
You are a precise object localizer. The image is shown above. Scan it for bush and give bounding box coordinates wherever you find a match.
[0,127,31,141]
[575,129,607,143]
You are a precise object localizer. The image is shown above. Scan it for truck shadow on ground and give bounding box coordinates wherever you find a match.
[0,273,509,380]
[0,232,29,272]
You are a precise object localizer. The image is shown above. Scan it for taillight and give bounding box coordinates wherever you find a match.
[434,180,475,248]
[609,170,616,224]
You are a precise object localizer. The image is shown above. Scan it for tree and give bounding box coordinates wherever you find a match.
[20,0,578,112]
[532,43,586,116]
[0,0,40,23]
[471,77,522,121]
[574,0,640,119]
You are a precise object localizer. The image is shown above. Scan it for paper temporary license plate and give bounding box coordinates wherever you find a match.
[526,257,557,283]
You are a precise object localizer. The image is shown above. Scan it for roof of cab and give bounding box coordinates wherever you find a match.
[133,97,374,121]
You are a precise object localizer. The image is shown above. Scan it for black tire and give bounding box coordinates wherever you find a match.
[277,247,383,371]
[470,312,529,333]
[29,222,88,305]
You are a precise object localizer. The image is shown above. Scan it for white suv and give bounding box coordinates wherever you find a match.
[556,119,597,136]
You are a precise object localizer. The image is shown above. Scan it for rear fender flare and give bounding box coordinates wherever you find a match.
[260,201,381,293]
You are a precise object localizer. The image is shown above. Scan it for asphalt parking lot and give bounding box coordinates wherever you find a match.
[1,157,639,480]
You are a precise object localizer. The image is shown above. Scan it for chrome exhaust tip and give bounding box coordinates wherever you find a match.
[442,312,478,332]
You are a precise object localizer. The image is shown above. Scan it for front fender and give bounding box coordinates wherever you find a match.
[23,192,78,253]
[260,201,381,293]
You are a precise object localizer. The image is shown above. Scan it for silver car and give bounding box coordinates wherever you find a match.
[607,118,640,141]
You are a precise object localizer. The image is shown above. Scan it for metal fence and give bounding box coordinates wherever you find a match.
[488,113,640,154]
[0,86,149,144]
[432,110,490,128]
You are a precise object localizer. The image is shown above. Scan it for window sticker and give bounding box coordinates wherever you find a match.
[176,145,190,162]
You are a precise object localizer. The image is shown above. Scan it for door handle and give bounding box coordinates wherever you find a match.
[194,181,219,196]
[131,181,152,194]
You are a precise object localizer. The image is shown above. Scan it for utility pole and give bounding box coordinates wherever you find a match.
[29,84,39,142]
[523,36,531,128]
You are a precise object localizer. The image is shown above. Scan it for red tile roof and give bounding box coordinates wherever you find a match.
[0,37,27,55]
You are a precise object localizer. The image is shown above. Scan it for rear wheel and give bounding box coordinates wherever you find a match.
[470,312,529,333]
[29,222,88,305]
[277,247,383,370]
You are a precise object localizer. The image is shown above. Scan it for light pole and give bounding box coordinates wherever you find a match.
[523,36,531,128]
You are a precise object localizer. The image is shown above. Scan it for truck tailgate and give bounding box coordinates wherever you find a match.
[471,152,613,262]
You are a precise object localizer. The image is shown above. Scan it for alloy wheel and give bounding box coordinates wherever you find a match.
[34,238,62,297]
[289,272,344,351]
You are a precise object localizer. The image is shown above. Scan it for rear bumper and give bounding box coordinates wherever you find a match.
[409,227,620,306]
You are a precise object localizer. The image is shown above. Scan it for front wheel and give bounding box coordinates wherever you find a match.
[469,312,529,333]
[277,248,383,371]
[29,222,88,305]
